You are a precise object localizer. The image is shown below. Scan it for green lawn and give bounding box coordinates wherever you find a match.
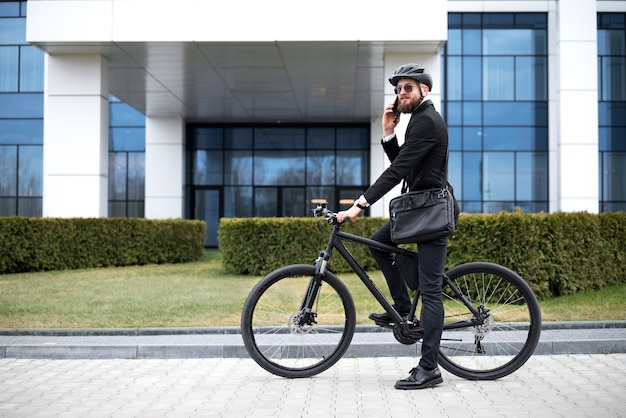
[0,252,624,329]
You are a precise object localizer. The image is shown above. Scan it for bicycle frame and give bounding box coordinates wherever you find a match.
[313,219,485,336]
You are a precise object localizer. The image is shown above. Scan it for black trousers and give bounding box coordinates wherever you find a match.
[370,221,447,370]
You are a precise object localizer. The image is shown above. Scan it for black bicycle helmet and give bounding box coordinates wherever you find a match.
[388,63,433,91]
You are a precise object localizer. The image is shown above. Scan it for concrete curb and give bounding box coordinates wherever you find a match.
[1,321,625,360]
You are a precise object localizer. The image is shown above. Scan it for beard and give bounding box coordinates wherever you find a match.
[397,95,422,114]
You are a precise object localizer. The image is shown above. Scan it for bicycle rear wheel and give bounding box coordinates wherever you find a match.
[241,264,356,378]
[438,262,542,380]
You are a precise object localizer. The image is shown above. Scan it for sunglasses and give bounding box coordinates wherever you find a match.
[394,84,415,94]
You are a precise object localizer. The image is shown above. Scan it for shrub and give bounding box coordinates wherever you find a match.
[219,212,626,299]
[0,218,206,274]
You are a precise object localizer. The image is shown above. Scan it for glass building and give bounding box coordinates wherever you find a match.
[1,0,624,247]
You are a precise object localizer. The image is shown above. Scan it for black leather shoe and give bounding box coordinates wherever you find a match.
[395,366,443,390]
[368,311,408,323]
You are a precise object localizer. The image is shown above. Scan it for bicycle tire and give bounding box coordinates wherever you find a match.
[241,264,356,378]
[437,262,542,380]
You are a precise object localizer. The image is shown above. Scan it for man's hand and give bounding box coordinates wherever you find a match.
[382,100,399,136]
[336,205,361,223]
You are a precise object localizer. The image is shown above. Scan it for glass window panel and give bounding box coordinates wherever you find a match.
[462,201,482,213]
[484,201,515,213]
[0,145,17,195]
[108,153,127,200]
[0,119,42,144]
[599,127,626,152]
[463,152,482,200]
[306,150,335,185]
[483,152,515,200]
[254,150,305,185]
[448,13,461,27]
[307,127,335,149]
[193,128,223,149]
[194,189,219,246]
[446,100,462,125]
[17,197,41,217]
[463,29,482,54]
[448,151,463,200]
[463,101,482,125]
[0,93,43,118]
[598,102,626,127]
[19,45,44,92]
[307,186,334,208]
[515,13,547,29]
[0,46,18,91]
[127,152,144,200]
[483,57,514,100]
[110,102,145,127]
[483,29,546,55]
[194,150,223,185]
[108,201,126,218]
[224,154,247,189]
[126,201,144,218]
[448,127,462,151]
[109,127,145,151]
[282,187,306,217]
[224,128,252,149]
[336,150,367,185]
[336,127,369,149]
[598,29,626,56]
[603,152,626,201]
[483,127,548,151]
[446,57,462,101]
[516,56,547,100]
[255,127,305,149]
[463,127,482,150]
[224,150,253,185]
[224,186,253,217]
[516,152,548,201]
[463,57,482,100]
[0,2,20,17]
[483,102,548,126]
[254,187,277,217]
[483,13,514,27]
[18,145,42,197]
[0,197,16,216]
[447,29,462,55]
[462,14,481,28]
[601,56,626,101]
[0,18,26,44]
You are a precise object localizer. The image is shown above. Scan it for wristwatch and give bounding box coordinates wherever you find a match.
[354,195,369,210]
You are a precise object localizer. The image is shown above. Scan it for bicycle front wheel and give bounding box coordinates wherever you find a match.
[241,264,356,378]
[438,262,542,380]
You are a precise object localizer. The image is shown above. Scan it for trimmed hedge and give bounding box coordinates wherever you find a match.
[0,217,206,274]
[219,212,626,299]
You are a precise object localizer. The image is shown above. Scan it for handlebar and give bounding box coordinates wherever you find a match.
[312,201,340,225]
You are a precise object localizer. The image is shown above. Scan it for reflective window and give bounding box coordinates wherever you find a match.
[0,6,44,217]
[108,96,146,217]
[0,46,18,91]
[598,13,626,212]
[19,45,44,92]
[188,124,369,226]
[444,13,549,213]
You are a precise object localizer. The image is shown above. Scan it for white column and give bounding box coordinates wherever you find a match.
[42,54,109,218]
[555,0,599,212]
[145,117,184,219]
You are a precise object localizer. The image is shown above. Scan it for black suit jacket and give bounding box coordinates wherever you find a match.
[363,100,449,205]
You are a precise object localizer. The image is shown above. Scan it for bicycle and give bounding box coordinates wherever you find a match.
[241,201,542,380]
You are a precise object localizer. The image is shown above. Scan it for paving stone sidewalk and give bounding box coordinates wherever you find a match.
[0,354,624,417]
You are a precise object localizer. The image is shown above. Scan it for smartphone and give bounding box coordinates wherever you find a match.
[392,97,400,123]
